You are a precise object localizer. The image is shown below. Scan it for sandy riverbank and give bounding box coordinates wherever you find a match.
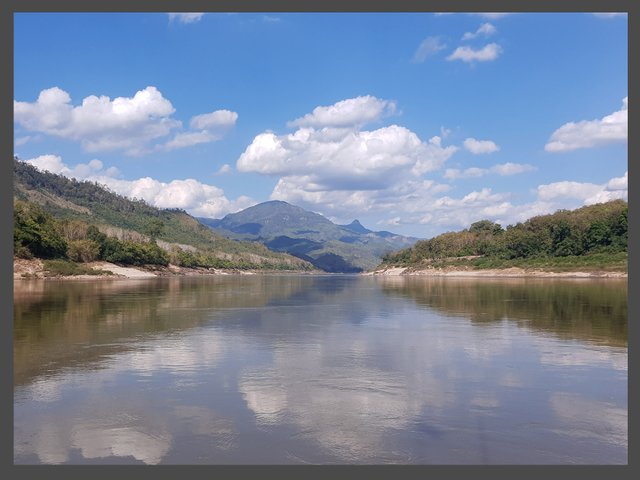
[365,266,627,278]
[13,258,304,280]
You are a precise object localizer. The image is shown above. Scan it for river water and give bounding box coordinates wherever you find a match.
[13,275,627,464]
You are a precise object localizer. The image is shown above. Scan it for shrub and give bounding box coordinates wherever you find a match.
[67,239,101,263]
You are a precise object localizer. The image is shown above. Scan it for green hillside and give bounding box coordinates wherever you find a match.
[380,200,628,272]
[13,159,313,272]
[198,200,419,272]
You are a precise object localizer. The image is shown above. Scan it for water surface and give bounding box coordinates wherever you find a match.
[14,275,627,464]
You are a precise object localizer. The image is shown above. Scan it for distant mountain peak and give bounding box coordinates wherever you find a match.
[341,219,372,235]
[198,200,420,273]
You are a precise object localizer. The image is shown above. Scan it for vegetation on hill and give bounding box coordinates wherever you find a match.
[13,159,313,273]
[380,200,628,272]
[198,200,419,272]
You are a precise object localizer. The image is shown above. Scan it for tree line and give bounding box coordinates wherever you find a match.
[381,200,628,266]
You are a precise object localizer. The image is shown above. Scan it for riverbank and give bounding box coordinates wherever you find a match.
[14,258,627,280]
[13,258,316,280]
[365,265,627,278]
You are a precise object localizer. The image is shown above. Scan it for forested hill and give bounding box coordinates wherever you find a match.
[380,200,628,271]
[13,158,313,271]
[198,200,419,273]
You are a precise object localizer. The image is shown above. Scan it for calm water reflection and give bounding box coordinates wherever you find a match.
[14,275,627,464]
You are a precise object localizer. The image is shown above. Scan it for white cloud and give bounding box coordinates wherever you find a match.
[167,13,205,24]
[270,176,451,224]
[412,36,447,63]
[414,170,625,234]
[24,154,118,179]
[434,13,512,20]
[238,124,457,190]
[545,97,628,152]
[216,164,233,175]
[444,162,535,180]
[15,87,236,156]
[15,136,33,146]
[591,13,627,18]
[14,86,180,155]
[444,167,485,179]
[190,110,237,130]
[447,43,502,63]
[491,162,535,176]
[473,13,512,19]
[463,137,500,154]
[287,96,396,128]
[606,171,627,190]
[537,181,604,202]
[535,173,627,207]
[163,109,238,151]
[462,23,496,40]
[21,156,252,219]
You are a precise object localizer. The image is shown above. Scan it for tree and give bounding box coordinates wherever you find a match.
[469,219,503,235]
[551,221,583,257]
[14,201,67,259]
[584,221,612,252]
[144,219,164,242]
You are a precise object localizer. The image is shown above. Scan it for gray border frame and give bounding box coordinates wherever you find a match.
[2,0,635,478]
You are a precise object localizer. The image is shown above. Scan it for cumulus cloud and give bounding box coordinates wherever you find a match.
[463,137,500,154]
[21,155,252,219]
[462,23,496,40]
[412,36,447,63]
[163,109,238,151]
[287,96,396,128]
[606,171,627,190]
[167,13,205,24]
[387,168,626,235]
[14,87,236,155]
[537,181,604,202]
[14,86,177,155]
[238,123,457,191]
[24,154,120,179]
[545,97,628,152]
[444,162,535,179]
[536,174,627,205]
[447,43,502,63]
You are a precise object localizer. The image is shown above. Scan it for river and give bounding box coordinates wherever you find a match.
[13,275,627,464]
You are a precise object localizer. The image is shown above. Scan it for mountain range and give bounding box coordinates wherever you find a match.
[197,201,419,272]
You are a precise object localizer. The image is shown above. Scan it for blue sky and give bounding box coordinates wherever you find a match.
[14,12,627,238]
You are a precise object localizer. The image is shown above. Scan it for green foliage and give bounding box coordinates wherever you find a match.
[14,200,67,259]
[67,240,101,263]
[43,259,107,277]
[102,239,169,266]
[469,219,503,235]
[144,219,164,241]
[381,200,628,270]
[14,159,312,270]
